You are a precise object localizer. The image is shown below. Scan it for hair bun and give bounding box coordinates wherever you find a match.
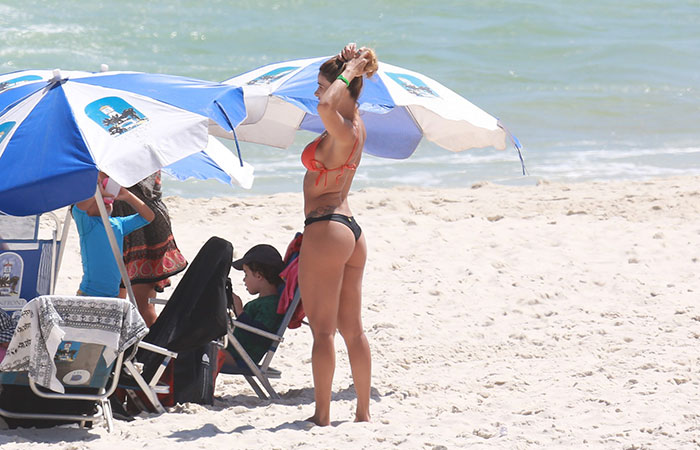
[363,48,378,78]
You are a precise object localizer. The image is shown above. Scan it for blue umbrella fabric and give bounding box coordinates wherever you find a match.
[223,57,518,160]
[0,70,247,216]
[163,135,254,189]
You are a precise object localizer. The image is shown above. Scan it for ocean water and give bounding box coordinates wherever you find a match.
[2,0,699,197]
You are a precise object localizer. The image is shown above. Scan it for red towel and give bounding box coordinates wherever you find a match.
[283,232,303,263]
[278,233,305,329]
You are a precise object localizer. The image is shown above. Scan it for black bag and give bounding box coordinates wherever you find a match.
[173,342,219,405]
[137,236,232,386]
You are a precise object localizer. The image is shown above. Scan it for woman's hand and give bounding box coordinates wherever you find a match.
[342,48,372,80]
[114,186,130,202]
[97,176,116,204]
[339,42,359,62]
[117,187,156,222]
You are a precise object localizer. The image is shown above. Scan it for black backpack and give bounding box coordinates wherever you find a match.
[173,341,220,405]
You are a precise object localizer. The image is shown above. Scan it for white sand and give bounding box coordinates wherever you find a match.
[1,176,699,449]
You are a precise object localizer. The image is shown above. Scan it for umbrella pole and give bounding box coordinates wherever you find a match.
[93,187,137,307]
[232,128,244,167]
[54,208,73,288]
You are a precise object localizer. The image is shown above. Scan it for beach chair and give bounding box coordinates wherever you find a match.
[117,339,178,414]
[118,236,232,411]
[0,295,147,432]
[222,232,305,400]
[0,212,67,312]
[224,288,302,400]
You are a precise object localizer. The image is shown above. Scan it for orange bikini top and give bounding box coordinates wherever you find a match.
[301,132,359,186]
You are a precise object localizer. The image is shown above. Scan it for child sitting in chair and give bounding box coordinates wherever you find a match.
[73,173,155,298]
[223,244,285,370]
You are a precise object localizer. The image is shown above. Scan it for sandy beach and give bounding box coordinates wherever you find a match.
[1,175,699,449]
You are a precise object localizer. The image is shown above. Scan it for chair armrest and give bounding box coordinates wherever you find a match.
[148,297,168,305]
[230,320,283,343]
[137,341,178,359]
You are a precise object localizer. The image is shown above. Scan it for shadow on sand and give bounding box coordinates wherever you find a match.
[164,384,383,438]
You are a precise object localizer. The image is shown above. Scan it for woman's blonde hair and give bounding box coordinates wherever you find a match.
[320,48,378,100]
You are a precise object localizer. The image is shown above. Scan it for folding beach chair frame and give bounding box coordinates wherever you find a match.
[120,341,177,414]
[225,287,302,400]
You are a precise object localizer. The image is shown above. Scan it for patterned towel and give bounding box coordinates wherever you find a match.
[0,309,20,343]
[0,295,148,393]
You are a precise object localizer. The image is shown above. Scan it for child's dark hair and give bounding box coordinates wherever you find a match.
[246,261,284,287]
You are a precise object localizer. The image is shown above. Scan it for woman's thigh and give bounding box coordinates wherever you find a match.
[337,234,367,335]
[299,220,357,332]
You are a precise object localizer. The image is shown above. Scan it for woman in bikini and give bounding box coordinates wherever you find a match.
[298,43,378,426]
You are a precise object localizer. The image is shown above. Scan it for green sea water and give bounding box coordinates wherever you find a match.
[1,0,699,196]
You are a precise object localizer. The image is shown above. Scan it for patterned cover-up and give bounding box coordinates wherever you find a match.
[112,171,187,291]
[0,295,147,393]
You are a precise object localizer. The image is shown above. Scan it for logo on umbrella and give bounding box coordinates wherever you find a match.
[0,75,43,93]
[247,67,298,86]
[386,72,439,99]
[0,122,16,145]
[84,97,148,136]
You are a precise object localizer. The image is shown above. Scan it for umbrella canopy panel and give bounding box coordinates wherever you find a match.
[0,85,97,215]
[163,135,254,189]
[73,72,247,137]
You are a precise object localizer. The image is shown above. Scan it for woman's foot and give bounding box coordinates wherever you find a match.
[354,411,370,423]
[305,414,330,427]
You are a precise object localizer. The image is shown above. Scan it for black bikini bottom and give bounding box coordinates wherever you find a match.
[304,214,362,241]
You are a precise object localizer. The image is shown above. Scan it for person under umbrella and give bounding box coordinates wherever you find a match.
[73,173,155,298]
[298,43,376,426]
[113,171,187,326]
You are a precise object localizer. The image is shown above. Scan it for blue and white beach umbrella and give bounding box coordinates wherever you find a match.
[0,69,247,216]
[224,57,520,160]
